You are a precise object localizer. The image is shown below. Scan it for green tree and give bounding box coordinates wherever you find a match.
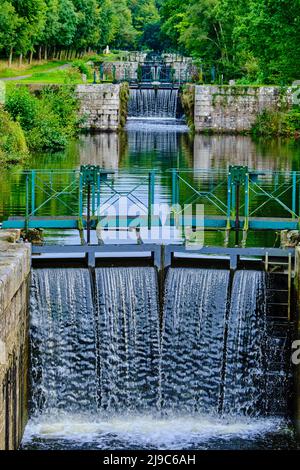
[0,1,21,65]
[11,0,47,64]
[72,0,100,54]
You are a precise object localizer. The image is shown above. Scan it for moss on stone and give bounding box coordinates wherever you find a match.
[181,85,195,131]
[119,82,129,129]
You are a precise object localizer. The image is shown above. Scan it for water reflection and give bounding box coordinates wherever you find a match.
[79,133,119,169]
[75,127,300,174]
[1,122,300,226]
[193,135,300,171]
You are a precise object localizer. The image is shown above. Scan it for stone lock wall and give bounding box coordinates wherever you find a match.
[0,232,31,450]
[294,247,300,437]
[77,84,124,131]
[193,85,292,133]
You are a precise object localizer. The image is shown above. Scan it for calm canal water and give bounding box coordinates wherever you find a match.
[1,119,300,246]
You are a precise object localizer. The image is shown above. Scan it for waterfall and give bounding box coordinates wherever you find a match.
[128,88,178,118]
[24,266,293,450]
[30,267,160,416]
[95,267,160,412]
[160,268,230,413]
[29,267,285,418]
[160,269,271,417]
[222,271,268,416]
[30,269,97,414]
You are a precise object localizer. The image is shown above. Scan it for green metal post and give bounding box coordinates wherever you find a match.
[148,171,155,230]
[292,171,297,217]
[97,172,101,217]
[25,174,29,231]
[226,171,231,229]
[31,170,36,215]
[79,172,83,218]
[92,183,95,216]
[231,184,236,215]
[244,172,250,230]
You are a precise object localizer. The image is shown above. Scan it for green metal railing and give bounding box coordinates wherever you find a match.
[3,167,300,239]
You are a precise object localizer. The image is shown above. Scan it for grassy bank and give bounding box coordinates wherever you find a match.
[0,60,69,79]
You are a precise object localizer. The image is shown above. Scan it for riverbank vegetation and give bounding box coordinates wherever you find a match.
[1,84,80,163]
[0,108,28,164]
[252,108,300,138]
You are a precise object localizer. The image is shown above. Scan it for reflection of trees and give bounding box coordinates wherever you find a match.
[0,142,80,222]
[119,127,193,170]
[193,135,300,171]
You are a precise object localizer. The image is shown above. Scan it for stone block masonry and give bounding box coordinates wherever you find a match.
[194,85,292,133]
[77,84,123,131]
[0,234,31,450]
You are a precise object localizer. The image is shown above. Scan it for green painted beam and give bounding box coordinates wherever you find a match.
[2,215,299,231]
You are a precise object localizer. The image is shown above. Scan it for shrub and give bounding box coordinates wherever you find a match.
[72,60,93,79]
[5,86,37,130]
[0,108,28,164]
[252,108,300,137]
[4,85,80,151]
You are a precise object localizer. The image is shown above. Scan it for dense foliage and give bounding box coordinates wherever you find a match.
[0,0,298,84]
[159,0,300,85]
[5,85,80,150]
[0,108,28,164]
[253,108,300,138]
[0,0,160,61]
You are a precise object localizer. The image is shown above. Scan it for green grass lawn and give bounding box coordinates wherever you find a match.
[0,60,70,79]
[16,70,90,85]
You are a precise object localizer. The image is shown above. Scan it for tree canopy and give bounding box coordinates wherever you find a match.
[0,0,298,84]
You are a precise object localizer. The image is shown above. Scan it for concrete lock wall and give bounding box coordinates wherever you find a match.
[194,85,292,133]
[0,232,31,450]
[77,84,123,131]
[294,247,300,437]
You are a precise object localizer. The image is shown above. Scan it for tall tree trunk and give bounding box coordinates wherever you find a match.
[44,46,47,61]
[19,53,23,66]
[53,46,56,59]
[8,48,13,67]
[38,45,42,62]
[29,50,33,64]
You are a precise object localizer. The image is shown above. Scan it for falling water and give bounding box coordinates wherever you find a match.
[128,89,178,118]
[95,267,160,412]
[222,271,268,416]
[160,268,230,413]
[22,267,295,450]
[30,269,97,414]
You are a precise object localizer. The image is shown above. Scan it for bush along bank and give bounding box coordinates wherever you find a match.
[0,108,28,165]
[252,107,300,138]
[4,84,81,155]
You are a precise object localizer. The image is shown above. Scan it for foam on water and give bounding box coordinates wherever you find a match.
[22,413,290,450]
